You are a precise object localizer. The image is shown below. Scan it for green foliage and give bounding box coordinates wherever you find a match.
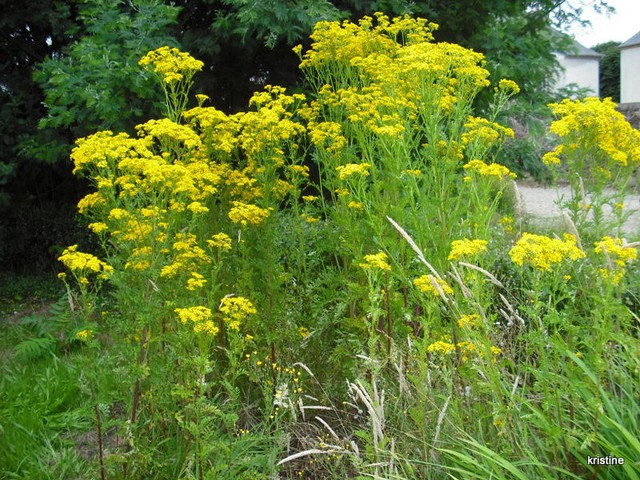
[0,356,92,477]
[497,106,553,182]
[593,41,621,102]
[0,0,616,272]
[35,0,181,137]
[5,8,640,480]
[211,0,341,48]
[0,0,78,210]
[14,295,75,360]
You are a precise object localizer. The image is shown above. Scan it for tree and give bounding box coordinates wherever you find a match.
[593,41,620,102]
[0,0,180,270]
[35,0,180,138]
[172,0,612,110]
[0,0,77,201]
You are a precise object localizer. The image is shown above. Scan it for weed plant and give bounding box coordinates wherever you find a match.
[2,13,639,480]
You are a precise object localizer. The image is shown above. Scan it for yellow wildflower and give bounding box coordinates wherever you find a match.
[186,272,207,291]
[448,239,488,261]
[542,150,562,166]
[463,159,516,180]
[187,201,209,214]
[298,326,310,339]
[108,208,130,221]
[359,252,391,271]
[414,275,453,296]
[594,236,637,285]
[139,46,204,85]
[195,93,209,105]
[77,192,106,214]
[457,314,480,329]
[219,296,257,330]
[75,329,94,342]
[288,165,310,177]
[175,306,212,324]
[228,201,272,226]
[175,306,218,336]
[207,233,232,251]
[336,163,371,180]
[427,341,456,355]
[193,321,219,336]
[509,233,585,271]
[497,79,520,94]
[58,245,113,276]
[302,214,320,223]
[88,222,109,234]
[594,236,637,267]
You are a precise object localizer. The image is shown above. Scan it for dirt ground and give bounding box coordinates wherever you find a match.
[516,183,640,237]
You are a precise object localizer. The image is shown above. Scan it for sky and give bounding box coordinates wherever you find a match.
[566,0,640,47]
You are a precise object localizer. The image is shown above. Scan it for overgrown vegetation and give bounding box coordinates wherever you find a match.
[2,13,639,480]
[0,0,612,269]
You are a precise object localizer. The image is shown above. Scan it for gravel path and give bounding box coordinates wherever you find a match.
[516,183,640,237]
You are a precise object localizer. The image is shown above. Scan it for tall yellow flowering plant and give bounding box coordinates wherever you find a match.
[543,97,640,234]
[295,13,518,274]
[60,46,312,476]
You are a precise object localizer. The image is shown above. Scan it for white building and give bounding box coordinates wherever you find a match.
[620,30,640,104]
[554,39,603,97]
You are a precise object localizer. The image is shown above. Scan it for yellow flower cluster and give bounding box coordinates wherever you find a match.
[336,163,371,180]
[308,121,347,153]
[426,340,456,355]
[462,117,515,148]
[457,314,480,329]
[139,46,204,84]
[124,246,153,271]
[594,236,637,266]
[448,239,488,261]
[497,79,520,95]
[186,272,207,291]
[297,12,502,170]
[543,98,640,179]
[59,245,114,276]
[175,306,218,336]
[206,233,232,251]
[75,329,94,342]
[238,86,306,162]
[463,159,516,180]
[594,236,637,285]
[228,201,272,226]
[160,233,211,278]
[427,340,501,357]
[359,252,392,271]
[298,14,437,70]
[348,201,365,211]
[509,233,585,271]
[219,296,257,331]
[88,222,109,234]
[413,275,453,296]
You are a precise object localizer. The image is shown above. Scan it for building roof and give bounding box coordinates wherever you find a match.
[620,30,640,49]
[565,38,603,58]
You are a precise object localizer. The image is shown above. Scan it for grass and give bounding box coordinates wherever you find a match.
[0,271,94,479]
